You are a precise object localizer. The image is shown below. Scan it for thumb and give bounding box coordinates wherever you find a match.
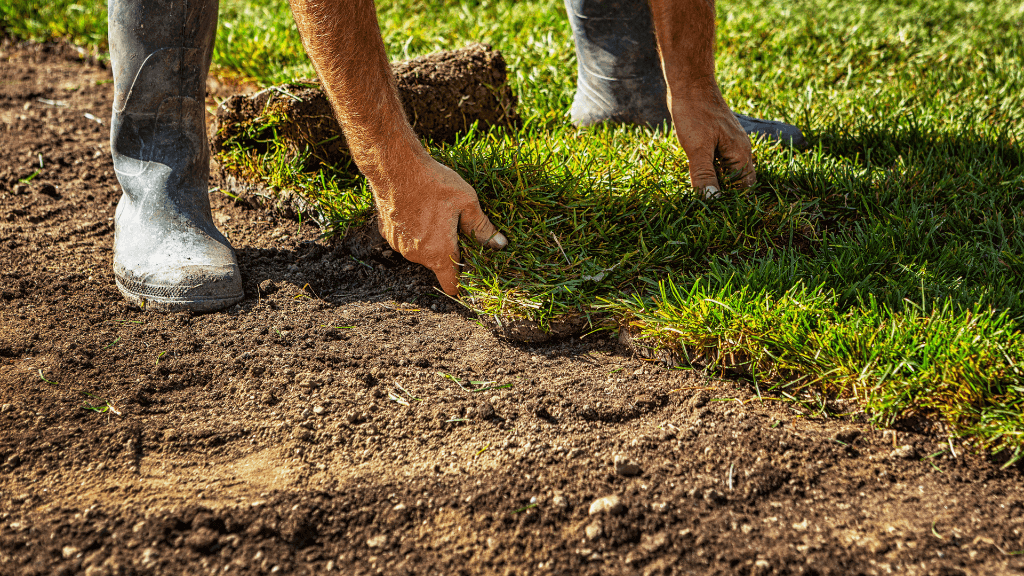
[459,201,507,250]
[687,141,721,195]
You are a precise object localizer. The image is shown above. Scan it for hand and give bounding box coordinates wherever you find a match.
[670,85,756,197]
[372,151,507,296]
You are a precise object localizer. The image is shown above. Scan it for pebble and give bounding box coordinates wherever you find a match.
[552,495,568,510]
[585,522,603,540]
[0,404,10,413]
[313,406,325,415]
[859,535,889,554]
[62,546,80,559]
[296,373,318,391]
[892,444,916,459]
[614,455,642,477]
[366,534,388,548]
[258,279,278,295]
[688,391,709,409]
[702,489,726,504]
[474,401,495,420]
[588,495,626,516]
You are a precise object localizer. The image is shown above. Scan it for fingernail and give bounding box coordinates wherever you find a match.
[487,231,508,249]
[703,186,721,199]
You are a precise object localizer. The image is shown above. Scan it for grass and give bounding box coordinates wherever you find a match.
[5,0,1024,462]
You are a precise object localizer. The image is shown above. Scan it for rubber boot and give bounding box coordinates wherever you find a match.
[564,0,807,147]
[108,0,243,312]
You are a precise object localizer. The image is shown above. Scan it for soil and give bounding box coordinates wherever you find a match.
[2,40,1024,576]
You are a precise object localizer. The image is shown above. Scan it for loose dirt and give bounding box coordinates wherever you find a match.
[1,41,1023,576]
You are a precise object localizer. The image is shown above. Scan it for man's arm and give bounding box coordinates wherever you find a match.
[288,0,506,295]
[648,0,756,194]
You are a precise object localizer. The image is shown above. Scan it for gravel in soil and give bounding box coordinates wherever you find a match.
[2,41,1024,576]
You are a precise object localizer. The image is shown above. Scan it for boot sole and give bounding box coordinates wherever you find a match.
[116,276,244,313]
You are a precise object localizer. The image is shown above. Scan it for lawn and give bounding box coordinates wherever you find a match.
[4,0,1023,462]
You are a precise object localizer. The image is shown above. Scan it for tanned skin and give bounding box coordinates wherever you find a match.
[649,0,755,194]
[288,0,752,294]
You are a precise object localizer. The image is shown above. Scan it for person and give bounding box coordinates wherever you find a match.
[108,0,804,313]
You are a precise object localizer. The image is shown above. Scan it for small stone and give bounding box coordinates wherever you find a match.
[585,522,603,540]
[859,536,889,554]
[791,518,810,531]
[296,373,318,391]
[688,391,709,409]
[640,532,668,552]
[366,534,388,548]
[474,401,495,420]
[140,548,157,566]
[552,495,568,510]
[258,279,278,295]
[0,404,10,413]
[313,405,325,415]
[588,495,626,516]
[62,546,80,559]
[702,489,726,504]
[892,444,916,459]
[835,429,861,444]
[614,455,642,477]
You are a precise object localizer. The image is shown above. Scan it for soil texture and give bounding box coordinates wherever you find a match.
[2,41,1024,576]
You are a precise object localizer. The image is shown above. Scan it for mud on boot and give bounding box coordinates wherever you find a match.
[108,0,243,312]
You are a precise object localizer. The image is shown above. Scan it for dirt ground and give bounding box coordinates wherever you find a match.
[2,41,1023,576]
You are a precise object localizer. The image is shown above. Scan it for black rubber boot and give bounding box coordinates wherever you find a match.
[564,0,807,147]
[108,0,243,312]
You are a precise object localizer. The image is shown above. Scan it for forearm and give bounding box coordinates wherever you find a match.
[288,0,422,189]
[647,0,718,99]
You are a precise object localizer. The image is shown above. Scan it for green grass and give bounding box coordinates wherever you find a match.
[5,0,1024,462]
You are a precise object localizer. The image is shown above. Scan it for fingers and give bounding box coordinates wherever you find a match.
[459,201,508,250]
[431,247,461,297]
[689,134,757,195]
[719,132,757,189]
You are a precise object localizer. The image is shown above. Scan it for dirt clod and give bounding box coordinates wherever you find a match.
[211,43,519,169]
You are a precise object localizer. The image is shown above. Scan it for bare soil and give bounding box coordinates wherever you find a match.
[2,41,1023,576]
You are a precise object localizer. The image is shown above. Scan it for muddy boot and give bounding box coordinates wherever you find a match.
[108,0,243,312]
[564,0,807,147]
